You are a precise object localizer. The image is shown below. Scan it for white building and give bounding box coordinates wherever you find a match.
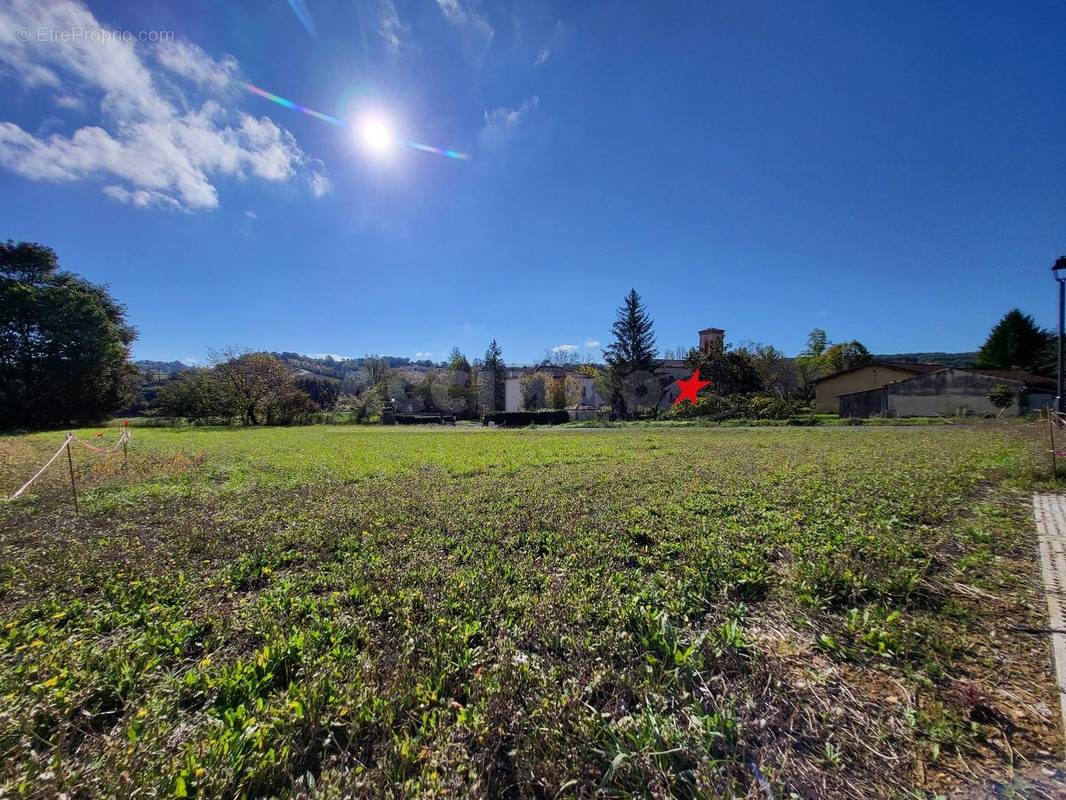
[496,326,723,413]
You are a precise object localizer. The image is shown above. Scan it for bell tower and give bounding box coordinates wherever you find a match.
[699,327,725,355]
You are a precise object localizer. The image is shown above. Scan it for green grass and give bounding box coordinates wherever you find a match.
[0,424,1059,798]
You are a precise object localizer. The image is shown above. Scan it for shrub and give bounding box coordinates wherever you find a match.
[666,393,800,421]
[482,410,570,427]
[394,414,456,425]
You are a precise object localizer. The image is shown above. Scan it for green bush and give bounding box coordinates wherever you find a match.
[667,393,799,421]
[483,410,570,427]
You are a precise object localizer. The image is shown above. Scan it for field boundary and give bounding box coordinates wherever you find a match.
[4,427,130,501]
[1032,492,1066,753]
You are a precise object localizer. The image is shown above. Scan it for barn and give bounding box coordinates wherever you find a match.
[836,367,1054,418]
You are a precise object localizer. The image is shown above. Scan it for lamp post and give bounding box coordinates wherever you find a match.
[1053,257,1066,412]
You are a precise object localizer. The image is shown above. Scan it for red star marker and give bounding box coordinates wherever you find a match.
[674,369,711,405]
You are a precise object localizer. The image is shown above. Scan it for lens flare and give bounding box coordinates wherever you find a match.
[243,83,469,160]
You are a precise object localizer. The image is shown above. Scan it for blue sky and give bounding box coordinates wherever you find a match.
[1,0,1063,364]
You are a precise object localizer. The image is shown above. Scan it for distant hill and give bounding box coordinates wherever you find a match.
[273,353,440,381]
[134,354,442,381]
[873,352,978,368]
[134,359,194,376]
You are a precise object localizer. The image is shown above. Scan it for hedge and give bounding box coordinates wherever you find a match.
[394,414,456,425]
[482,410,570,427]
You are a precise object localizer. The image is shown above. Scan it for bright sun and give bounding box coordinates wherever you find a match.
[361,119,391,151]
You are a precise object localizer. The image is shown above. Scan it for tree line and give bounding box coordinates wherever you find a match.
[155,340,512,425]
[1,239,1060,429]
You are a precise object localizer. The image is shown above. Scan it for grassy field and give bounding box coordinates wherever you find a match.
[0,424,1061,798]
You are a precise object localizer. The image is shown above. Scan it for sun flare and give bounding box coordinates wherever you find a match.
[360,119,391,152]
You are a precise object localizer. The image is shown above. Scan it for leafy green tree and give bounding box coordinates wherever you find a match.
[543,373,582,410]
[481,340,506,412]
[603,289,657,416]
[986,384,1015,417]
[794,329,872,402]
[442,348,476,415]
[824,340,872,373]
[359,355,392,403]
[210,349,295,426]
[687,346,764,396]
[0,241,136,429]
[447,347,470,372]
[975,309,1052,374]
[519,371,546,410]
[159,370,237,424]
[733,341,797,398]
[296,376,340,410]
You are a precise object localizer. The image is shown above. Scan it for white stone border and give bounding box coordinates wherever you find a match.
[1032,493,1066,751]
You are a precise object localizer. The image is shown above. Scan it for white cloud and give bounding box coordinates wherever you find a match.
[308,171,332,197]
[0,0,321,211]
[584,339,600,348]
[307,353,349,361]
[379,0,411,54]
[552,344,579,354]
[102,184,182,209]
[244,209,257,219]
[534,46,550,66]
[482,95,539,140]
[54,94,84,110]
[155,39,239,92]
[435,0,493,50]
[415,351,433,359]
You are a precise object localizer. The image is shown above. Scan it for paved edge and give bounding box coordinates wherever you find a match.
[1032,493,1066,752]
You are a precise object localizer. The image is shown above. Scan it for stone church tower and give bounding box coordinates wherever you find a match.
[699,327,725,354]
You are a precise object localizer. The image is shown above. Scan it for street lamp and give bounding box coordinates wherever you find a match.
[1053,256,1066,412]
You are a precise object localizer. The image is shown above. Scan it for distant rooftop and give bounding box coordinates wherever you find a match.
[814,361,943,383]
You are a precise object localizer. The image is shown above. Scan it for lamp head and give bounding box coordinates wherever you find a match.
[1053,256,1066,280]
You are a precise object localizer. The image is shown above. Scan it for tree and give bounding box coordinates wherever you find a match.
[687,346,764,396]
[447,347,470,372]
[296,376,340,410]
[264,384,320,425]
[481,340,506,412]
[562,373,584,407]
[519,371,546,410]
[733,341,797,398]
[803,329,829,359]
[986,384,1015,417]
[603,289,657,416]
[443,348,476,416]
[543,348,580,368]
[793,328,872,402]
[823,340,872,373]
[210,349,294,426]
[359,355,392,403]
[159,370,237,424]
[0,241,137,429]
[543,373,582,410]
[976,309,1052,374]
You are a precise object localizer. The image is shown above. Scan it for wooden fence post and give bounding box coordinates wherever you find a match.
[65,435,78,514]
